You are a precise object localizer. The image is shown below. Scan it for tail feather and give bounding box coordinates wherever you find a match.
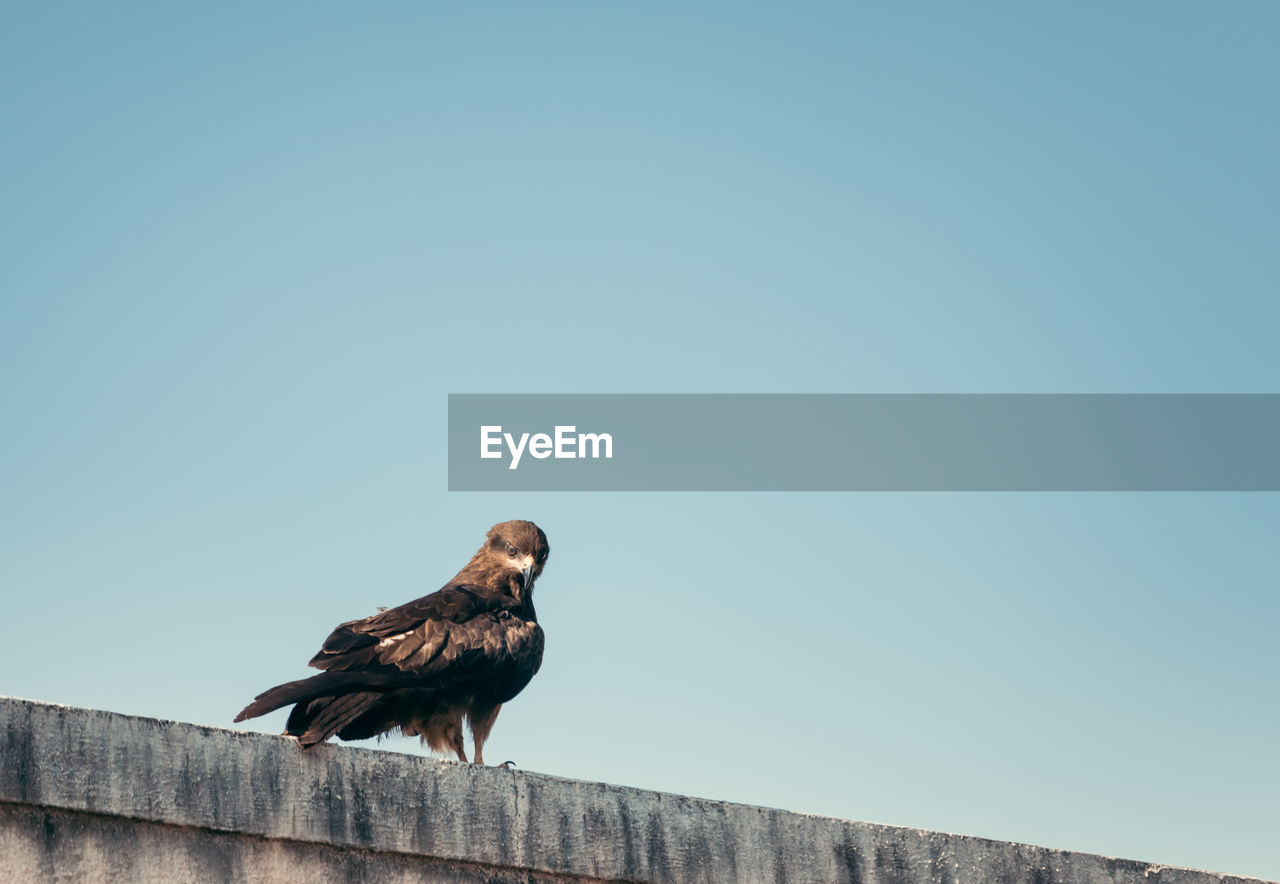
[289,692,382,747]
[233,670,400,723]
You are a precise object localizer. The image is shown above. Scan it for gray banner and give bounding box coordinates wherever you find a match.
[447,394,1280,491]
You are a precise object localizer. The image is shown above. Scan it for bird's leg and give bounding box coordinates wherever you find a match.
[468,704,502,766]
[448,720,468,763]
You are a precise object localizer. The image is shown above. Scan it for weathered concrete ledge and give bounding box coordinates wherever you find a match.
[0,697,1266,883]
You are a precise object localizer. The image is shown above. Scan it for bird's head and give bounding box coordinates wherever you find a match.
[482,519,550,596]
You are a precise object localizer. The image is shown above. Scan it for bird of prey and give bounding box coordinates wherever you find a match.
[234,520,549,765]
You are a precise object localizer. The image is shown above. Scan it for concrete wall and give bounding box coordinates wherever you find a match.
[0,697,1265,883]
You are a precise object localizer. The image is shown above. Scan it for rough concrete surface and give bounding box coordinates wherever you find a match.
[0,696,1269,883]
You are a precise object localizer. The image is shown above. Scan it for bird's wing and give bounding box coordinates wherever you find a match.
[307,584,519,677]
[236,584,543,726]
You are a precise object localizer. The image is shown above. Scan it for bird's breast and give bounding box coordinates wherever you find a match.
[494,612,544,659]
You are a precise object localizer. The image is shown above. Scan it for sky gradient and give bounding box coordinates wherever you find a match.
[2,4,1278,880]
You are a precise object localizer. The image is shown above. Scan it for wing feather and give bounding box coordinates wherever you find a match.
[308,584,500,672]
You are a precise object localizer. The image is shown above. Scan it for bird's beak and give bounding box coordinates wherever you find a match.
[520,557,535,589]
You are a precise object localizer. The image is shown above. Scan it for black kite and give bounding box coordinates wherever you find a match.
[234,520,549,765]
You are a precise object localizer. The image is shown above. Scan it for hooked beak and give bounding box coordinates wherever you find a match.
[520,557,535,589]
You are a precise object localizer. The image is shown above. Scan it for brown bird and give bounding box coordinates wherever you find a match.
[234,520,549,765]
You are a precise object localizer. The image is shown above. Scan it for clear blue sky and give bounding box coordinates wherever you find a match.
[2,3,1277,879]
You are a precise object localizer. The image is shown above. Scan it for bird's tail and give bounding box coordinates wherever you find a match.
[285,691,384,747]
[233,670,400,725]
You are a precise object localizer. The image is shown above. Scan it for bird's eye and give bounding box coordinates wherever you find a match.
[504,542,517,557]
